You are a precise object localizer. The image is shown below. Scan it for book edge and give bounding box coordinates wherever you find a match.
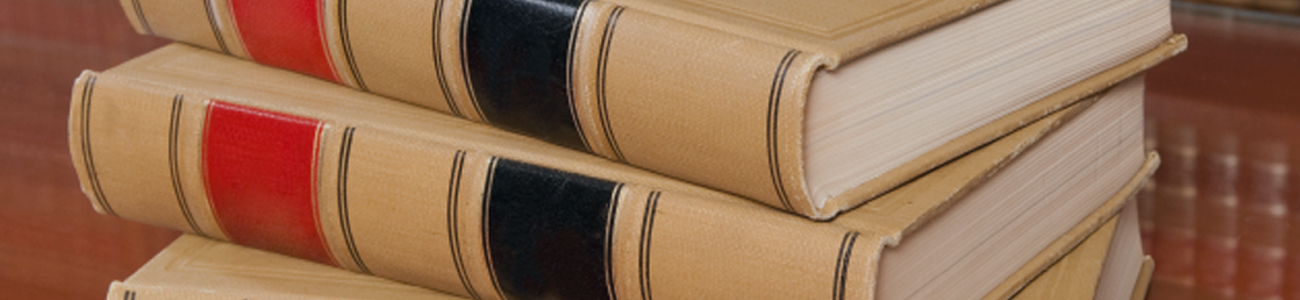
[814,34,1187,219]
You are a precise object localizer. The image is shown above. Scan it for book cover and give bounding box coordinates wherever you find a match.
[72,47,1155,300]
[116,0,1181,218]
[106,207,1123,300]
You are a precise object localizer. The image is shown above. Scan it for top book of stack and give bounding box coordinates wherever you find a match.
[120,0,1178,218]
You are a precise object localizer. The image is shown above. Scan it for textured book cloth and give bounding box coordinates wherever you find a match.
[103,208,1128,300]
[1009,220,1118,300]
[119,0,1181,218]
[1004,200,1151,300]
[1096,200,1148,300]
[1133,258,1156,300]
[73,42,1153,300]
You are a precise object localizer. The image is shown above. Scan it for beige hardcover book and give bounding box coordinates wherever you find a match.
[1131,257,1155,300]
[1094,200,1147,300]
[73,41,1154,300]
[120,0,1180,218]
[988,208,1120,300]
[104,207,1126,300]
[108,234,464,300]
[1005,221,1115,300]
[1009,200,1146,300]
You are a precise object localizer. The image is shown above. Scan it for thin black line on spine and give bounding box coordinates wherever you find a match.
[129,0,152,35]
[458,0,490,123]
[603,183,625,300]
[169,94,206,237]
[337,127,372,274]
[446,150,482,300]
[595,6,628,161]
[638,191,661,300]
[831,232,848,300]
[832,231,860,300]
[337,0,369,92]
[80,75,115,217]
[124,290,135,300]
[563,0,594,152]
[766,50,799,212]
[480,157,507,300]
[202,0,229,54]
[431,0,463,117]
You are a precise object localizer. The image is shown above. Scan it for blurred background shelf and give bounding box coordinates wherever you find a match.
[1,0,1297,299]
[1,0,173,299]
[1184,0,1300,15]
[1144,2,1300,300]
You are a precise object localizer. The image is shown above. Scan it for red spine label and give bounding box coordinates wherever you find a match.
[203,100,335,266]
[229,0,339,83]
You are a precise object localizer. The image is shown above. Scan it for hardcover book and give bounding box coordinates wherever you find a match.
[996,200,1147,300]
[105,208,1128,300]
[74,42,1155,300]
[119,0,1180,218]
[1095,200,1149,300]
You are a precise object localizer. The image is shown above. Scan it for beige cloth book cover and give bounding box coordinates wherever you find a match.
[1011,200,1145,300]
[71,42,1154,300]
[119,0,1181,218]
[103,209,1124,300]
[1009,219,1115,300]
[1131,257,1155,300]
[1093,199,1147,300]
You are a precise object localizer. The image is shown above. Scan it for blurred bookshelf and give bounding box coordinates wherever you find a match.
[0,0,1298,299]
[0,0,174,299]
[1184,0,1300,15]
[1144,2,1300,300]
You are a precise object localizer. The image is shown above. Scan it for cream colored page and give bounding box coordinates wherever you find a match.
[1009,218,1116,300]
[977,153,1159,300]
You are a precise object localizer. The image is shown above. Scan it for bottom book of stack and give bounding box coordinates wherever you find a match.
[107,200,1152,300]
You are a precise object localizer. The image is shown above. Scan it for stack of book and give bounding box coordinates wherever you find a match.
[71,0,1184,299]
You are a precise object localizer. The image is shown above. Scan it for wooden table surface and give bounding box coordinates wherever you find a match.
[0,1,1297,299]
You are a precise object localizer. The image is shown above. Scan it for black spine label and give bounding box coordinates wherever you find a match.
[484,158,618,300]
[463,0,588,150]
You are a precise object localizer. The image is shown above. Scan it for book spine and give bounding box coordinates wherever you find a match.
[1133,256,1156,300]
[71,72,876,300]
[118,0,826,215]
[108,283,226,300]
[107,282,467,300]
